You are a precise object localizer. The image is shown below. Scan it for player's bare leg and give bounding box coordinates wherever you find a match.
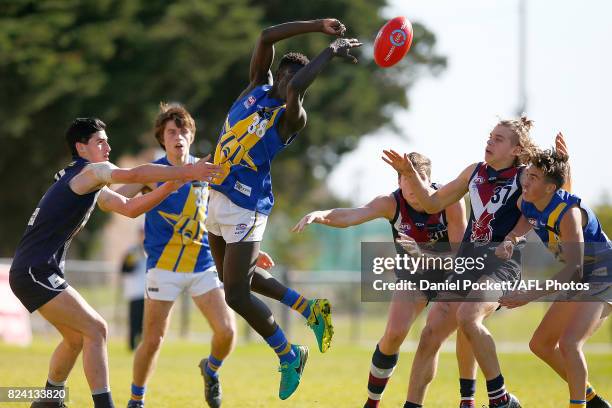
[194,288,236,408]
[559,302,610,404]
[130,299,173,401]
[365,290,427,407]
[406,301,461,404]
[38,287,114,406]
[456,327,478,407]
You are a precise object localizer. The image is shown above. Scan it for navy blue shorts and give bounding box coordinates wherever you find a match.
[9,265,69,313]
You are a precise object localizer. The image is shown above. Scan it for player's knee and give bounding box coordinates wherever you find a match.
[558,335,581,358]
[224,287,249,312]
[217,323,236,346]
[64,333,84,352]
[83,317,108,342]
[456,309,479,333]
[417,325,444,354]
[142,333,164,352]
[529,334,554,357]
[383,326,409,348]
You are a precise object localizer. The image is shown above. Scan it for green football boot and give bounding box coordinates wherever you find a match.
[306,298,334,353]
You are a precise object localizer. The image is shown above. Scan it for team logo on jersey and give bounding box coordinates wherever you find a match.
[243,95,256,109]
[470,211,495,245]
[158,211,206,246]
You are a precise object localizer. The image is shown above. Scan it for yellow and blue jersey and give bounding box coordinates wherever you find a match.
[210,85,295,215]
[144,155,214,273]
[522,189,612,283]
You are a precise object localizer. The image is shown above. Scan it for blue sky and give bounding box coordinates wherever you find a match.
[329,0,612,206]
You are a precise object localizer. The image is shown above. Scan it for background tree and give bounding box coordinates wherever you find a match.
[0,0,445,262]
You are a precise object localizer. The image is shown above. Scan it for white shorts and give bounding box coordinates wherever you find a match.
[145,266,222,301]
[206,189,268,243]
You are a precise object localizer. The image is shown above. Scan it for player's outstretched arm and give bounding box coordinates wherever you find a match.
[495,211,532,260]
[292,194,395,232]
[238,19,347,100]
[70,155,221,194]
[445,197,468,254]
[97,181,183,218]
[382,149,474,213]
[280,37,362,139]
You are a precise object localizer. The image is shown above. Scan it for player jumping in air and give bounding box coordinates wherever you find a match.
[383,115,543,408]
[9,118,221,408]
[496,146,611,408]
[293,151,478,408]
[205,19,361,400]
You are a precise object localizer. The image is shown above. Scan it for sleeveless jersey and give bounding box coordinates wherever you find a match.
[464,162,524,245]
[390,185,451,254]
[521,190,612,283]
[144,155,215,273]
[11,157,101,271]
[210,85,295,215]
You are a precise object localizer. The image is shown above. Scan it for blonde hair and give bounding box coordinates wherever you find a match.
[397,152,432,180]
[497,114,538,166]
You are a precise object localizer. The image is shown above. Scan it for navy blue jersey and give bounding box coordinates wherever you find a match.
[464,162,524,245]
[11,157,101,271]
[522,190,612,283]
[390,185,451,254]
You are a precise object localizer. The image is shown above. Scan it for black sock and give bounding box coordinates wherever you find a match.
[460,378,476,406]
[92,391,115,408]
[404,402,423,408]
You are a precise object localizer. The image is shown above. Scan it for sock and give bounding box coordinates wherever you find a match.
[570,400,586,407]
[586,383,596,402]
[265,326,297,364]
[486,374,508,407]
[45,379,66,390]
[365,345,399,407]
[92,389,115,408]
[404,402,423,408]
[130,383,145,401]
[205,355,223,379]
[280,288,311,320]
[460,378,476,407]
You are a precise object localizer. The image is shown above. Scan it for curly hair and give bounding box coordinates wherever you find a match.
[278,52,310,72]
[498,114,538,166]
[154,102,196,150]
[530,147,569,189]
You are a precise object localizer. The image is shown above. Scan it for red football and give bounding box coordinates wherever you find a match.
[373,16,414,68]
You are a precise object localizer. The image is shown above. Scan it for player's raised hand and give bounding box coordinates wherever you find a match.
[256,250,276,270]
[320,18,346,36]
[382,149,416,176]
[292,211,329,233]
[495,240,514,260]
[329,38,363,64]
[396,233,421,257]
[555,132,569,157]
[190,154,222,182]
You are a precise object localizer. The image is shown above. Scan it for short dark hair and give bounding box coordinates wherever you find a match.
[65,118,106,157]
[278,52,309,72]
[530,147,569,189]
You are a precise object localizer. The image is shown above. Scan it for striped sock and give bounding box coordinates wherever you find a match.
[459,378,476,407]
[570,400,586,407]
[205,355,223,379]
[404,402,423,408]
[280,288,311,320]
[265,326,297,364]
[364,345,398,407]
[130,383,145,402]
[486,374,508,407]
[586,383,596,402]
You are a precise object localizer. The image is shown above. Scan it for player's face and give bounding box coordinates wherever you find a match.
[78,131,111,163]
[163,120,193,159]
[399,173,429,210]
[276,64,303,99]
[521,165,556,202]
[485,125,520,166]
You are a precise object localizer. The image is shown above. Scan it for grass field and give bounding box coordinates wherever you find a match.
[2,308,612,408]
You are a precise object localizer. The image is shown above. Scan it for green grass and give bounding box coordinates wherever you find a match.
[1,334,611,407]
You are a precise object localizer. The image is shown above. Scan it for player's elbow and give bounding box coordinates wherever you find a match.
[260,27,275,44]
